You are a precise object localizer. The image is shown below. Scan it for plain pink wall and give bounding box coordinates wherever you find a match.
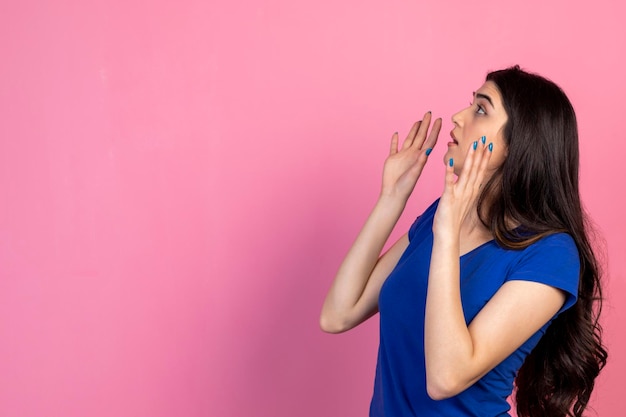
[1,1,624,416]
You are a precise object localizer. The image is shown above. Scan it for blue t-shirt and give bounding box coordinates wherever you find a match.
[370,199,579,417]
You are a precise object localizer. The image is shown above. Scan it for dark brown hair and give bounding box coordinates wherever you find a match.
[478,66,607,417]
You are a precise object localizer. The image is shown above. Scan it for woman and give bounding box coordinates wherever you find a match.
[320,66,607,417]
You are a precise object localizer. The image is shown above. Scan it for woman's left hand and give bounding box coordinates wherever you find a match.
[432,138,493,238]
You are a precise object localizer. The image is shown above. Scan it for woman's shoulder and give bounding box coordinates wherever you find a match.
[488,231,579,272]
[524,232,578,255]
[408,199,440,241]
[505,231,580,313]
[505,232,580,281]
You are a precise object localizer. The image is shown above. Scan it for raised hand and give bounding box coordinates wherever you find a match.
[381,112,442,201]
[433,137,493,236]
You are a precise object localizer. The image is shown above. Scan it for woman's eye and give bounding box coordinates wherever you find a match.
[469,102,486,115]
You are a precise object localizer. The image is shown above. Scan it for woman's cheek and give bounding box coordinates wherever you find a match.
[487,147,507,170]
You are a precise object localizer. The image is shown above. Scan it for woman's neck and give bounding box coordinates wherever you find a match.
[458,209,493,256]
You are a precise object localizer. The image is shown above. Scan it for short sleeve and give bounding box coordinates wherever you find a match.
[408,199,440,241]
[505,233,580,315]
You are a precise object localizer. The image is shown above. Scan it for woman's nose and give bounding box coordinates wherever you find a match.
[451,105,470,126]
[451,109,462,126]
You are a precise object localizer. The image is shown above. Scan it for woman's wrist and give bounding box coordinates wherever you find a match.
[432,226,461,250]
[376,192,409,215]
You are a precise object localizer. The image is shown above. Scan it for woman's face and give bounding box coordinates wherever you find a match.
[445,81,508,175]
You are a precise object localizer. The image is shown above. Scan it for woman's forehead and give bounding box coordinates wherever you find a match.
[474,81,504,109]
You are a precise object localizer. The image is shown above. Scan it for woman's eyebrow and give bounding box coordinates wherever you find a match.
[473,91,495,108]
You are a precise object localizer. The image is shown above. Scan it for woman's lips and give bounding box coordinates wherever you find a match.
[448,131,458,146]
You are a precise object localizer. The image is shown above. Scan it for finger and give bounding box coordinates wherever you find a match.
[470,137,490,179]
[411,111,432,148]
[443,156,456,191]
[413,118,440,168]
[401,121,421,150]
[389,132,399,155]
[409,143,435,180]
[420,117,442,151]
[467,139,484,186]
[455,140,478,191]
[474,142,494,189]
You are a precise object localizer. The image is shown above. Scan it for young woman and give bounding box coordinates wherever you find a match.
[320,66,607,417]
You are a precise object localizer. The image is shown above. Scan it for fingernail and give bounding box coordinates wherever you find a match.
[449,158,454,167]
[481,136,486,144]
[488,143,493,151]
[473,141,478,150]
[427,110,431,114]
[425,148,432,156]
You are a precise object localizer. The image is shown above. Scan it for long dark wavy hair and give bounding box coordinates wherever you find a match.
[477,66,607,417]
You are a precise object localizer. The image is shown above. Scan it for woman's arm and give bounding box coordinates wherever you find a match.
[425,278,565,400]
[320,112,441,333]
[424,140,567,399]
[320,202,408,333]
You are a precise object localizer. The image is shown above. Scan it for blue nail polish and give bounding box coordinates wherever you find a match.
[488,143,493,151]
[449,158,454,167]
[481,136,486,144]
[425,148,432,156]
[473,141,478,150]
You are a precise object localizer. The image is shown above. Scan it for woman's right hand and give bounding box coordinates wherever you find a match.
[381,112,442,200]
[320,112,441,333]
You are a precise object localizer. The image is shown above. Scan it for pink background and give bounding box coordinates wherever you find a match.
[1,1,624,416]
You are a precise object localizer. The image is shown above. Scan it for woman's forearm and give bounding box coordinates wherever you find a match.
[321,113,441,333]
[320,194,407,333]
[424,232,475,399]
